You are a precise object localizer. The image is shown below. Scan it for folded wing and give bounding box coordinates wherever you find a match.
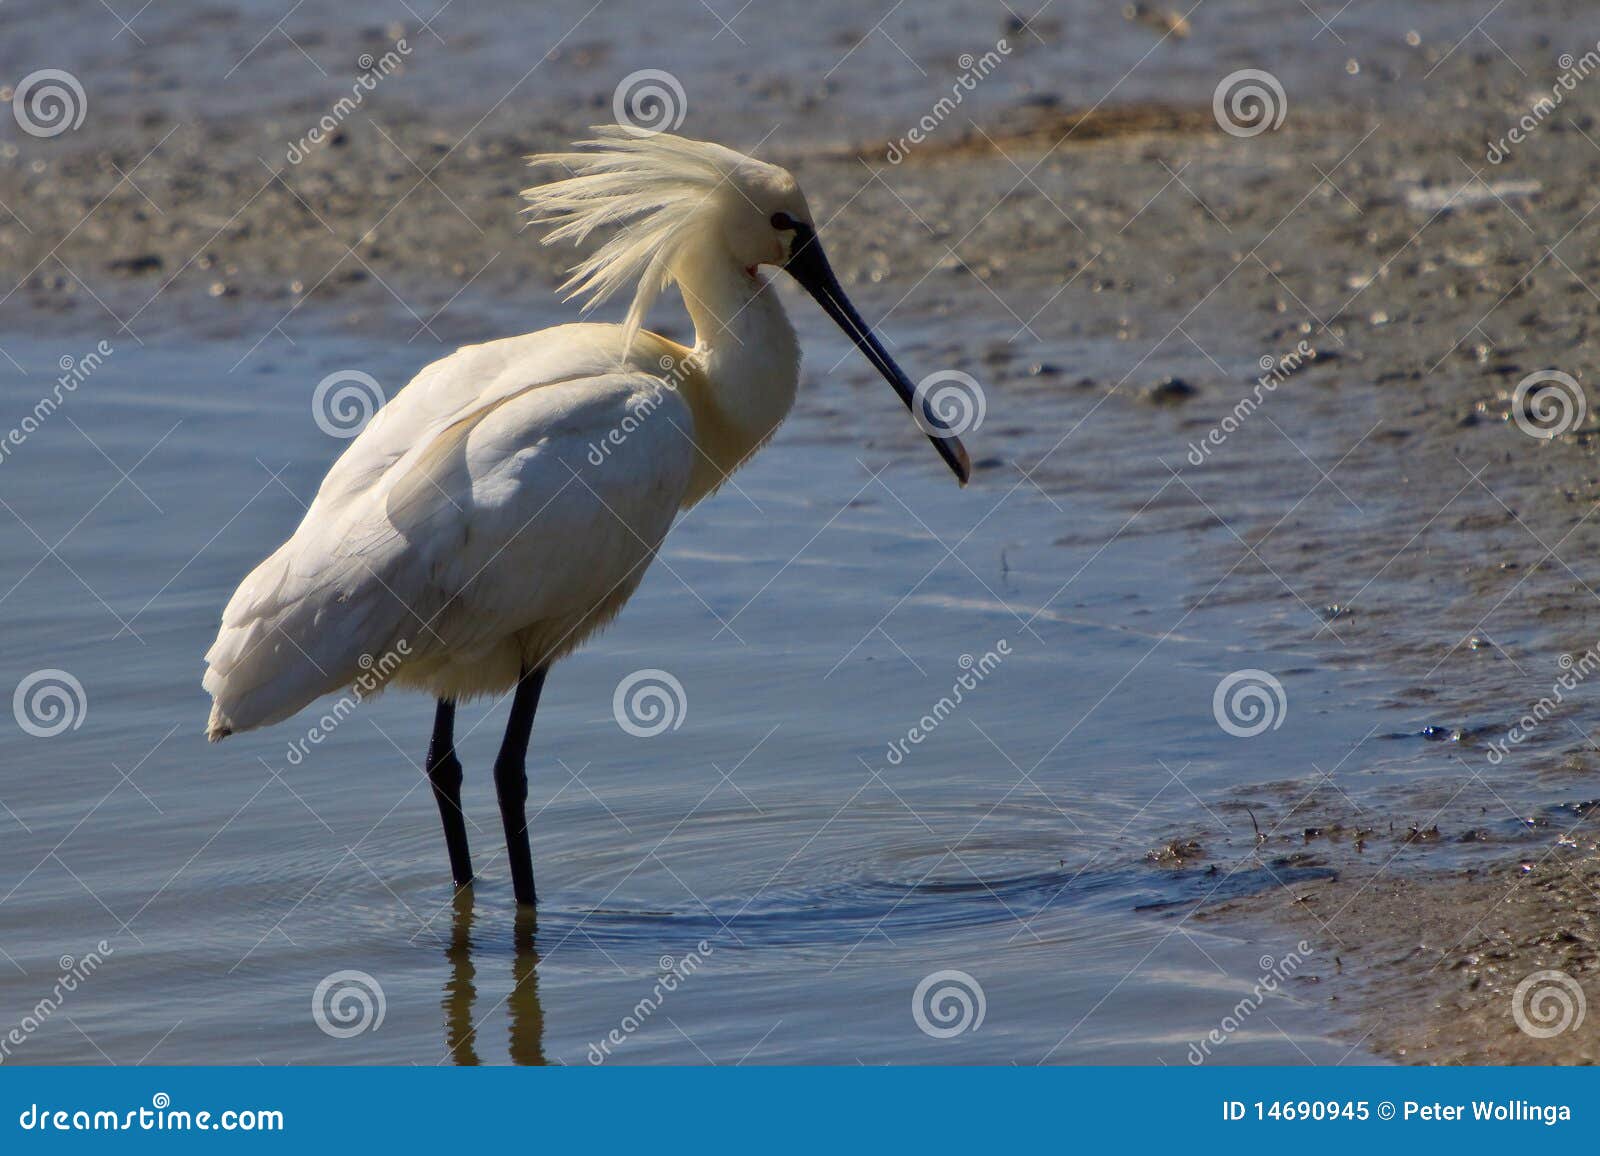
[204,325,696,737]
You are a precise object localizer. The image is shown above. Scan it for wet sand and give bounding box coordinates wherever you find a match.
[1208,857,1600,1065]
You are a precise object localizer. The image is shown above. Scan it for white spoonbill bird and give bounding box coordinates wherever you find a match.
[204,127,971,907]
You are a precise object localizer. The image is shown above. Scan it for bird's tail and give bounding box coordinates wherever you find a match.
[202,539,406,741]
[206,702,234,742]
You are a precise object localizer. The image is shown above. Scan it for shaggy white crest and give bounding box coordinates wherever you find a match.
[524,126,780,351]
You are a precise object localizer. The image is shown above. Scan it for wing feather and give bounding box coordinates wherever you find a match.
[204,325,694,737]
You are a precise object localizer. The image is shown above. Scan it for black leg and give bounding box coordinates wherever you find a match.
[494,667,548,907]
[427,699,473,888]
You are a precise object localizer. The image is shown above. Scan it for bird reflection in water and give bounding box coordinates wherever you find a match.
[442,892,546,1065]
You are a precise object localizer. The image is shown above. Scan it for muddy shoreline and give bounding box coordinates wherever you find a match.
[1201,848,1600,1065]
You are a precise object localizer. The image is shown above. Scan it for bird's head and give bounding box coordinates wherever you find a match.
[524,128,970,486]
[704,159,814,272]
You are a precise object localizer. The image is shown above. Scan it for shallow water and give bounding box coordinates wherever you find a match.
[0,294,1383,1065]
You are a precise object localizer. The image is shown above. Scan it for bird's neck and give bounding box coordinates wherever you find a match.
[673,252,800,503]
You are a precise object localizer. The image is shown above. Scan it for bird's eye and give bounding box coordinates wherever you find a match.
[771,211,799,231]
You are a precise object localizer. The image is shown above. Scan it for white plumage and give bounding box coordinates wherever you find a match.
[202,126,969,904]
[204,326,695,735]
